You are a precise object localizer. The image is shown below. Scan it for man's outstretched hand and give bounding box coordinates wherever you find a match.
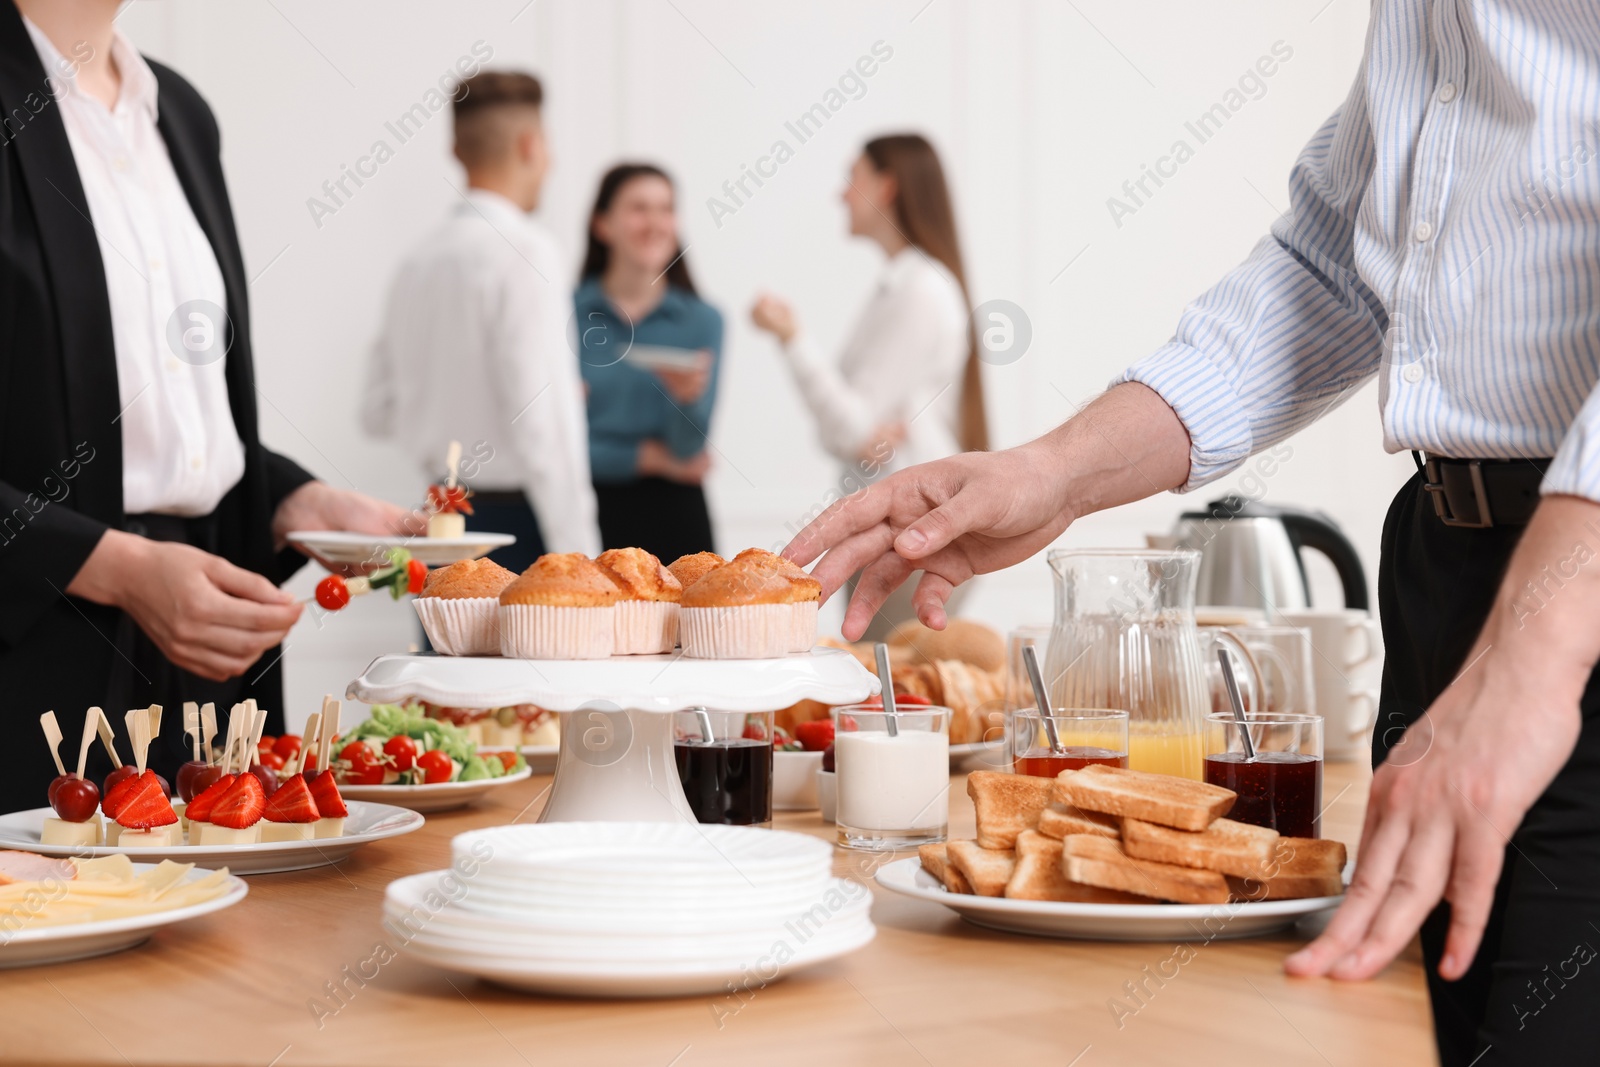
[782,382,1194,640]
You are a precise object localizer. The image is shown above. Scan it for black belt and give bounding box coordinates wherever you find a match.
[1412,452,1550,528]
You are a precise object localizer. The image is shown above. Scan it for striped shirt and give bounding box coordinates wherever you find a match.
[1122,0,1600,501]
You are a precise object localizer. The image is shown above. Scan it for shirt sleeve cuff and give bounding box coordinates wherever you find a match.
[1118,342,1256,492]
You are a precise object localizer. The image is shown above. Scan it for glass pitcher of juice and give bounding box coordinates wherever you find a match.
[1044,549,1255,781]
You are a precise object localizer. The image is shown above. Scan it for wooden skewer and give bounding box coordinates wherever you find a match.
[74,709,98,780]
[220,703,243,777]
[445,440,462,490]
[147,704,163,743]
[320,697,341,773]
[126,709,149,776]
[40,712,66,777]
[298,711,322,777]
[96,710,124,769]
[201,702,218,764]
[183,702,200,762]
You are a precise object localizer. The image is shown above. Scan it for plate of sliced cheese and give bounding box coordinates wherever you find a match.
[876,765,1347,941]
[0,852,247,967]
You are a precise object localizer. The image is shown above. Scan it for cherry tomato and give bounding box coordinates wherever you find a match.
[257,736,276,756]
[273,734,302,761]
[315,574,351,611]
[338,742,385,786]
[416,749,454,784]
[259,750,286,771]
[383,735,419,772]
[407,558,427,595]
[489,750,519,773]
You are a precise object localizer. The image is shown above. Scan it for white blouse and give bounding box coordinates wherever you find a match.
[779,246,970,476]
[27,18,244,517]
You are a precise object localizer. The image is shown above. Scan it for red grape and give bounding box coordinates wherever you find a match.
[53,778,100,823]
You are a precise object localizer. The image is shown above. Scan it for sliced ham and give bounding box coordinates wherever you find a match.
[0,850,76,885]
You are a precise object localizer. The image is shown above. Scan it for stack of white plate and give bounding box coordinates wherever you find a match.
[383,822,875,997]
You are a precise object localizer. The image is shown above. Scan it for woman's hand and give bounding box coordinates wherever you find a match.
[272,481,426,571]
[637,439,711,485]
[67,531,303,681]
[654,350,712,404]
[751,293,798,344]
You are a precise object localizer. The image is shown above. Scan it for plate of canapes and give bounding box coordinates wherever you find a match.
[0,700,423,876]
[875,766,1348,941]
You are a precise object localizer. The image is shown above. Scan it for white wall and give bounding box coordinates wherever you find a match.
[119,0,1392,726]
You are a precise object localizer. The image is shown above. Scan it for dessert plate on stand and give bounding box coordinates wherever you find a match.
[286,531,514,567]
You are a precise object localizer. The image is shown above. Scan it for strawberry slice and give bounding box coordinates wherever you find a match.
[263,774,320,824]
[307,771,348,819]
[101,770,146,819]
[116,774,179,830]
[209,773,266,830]
[184,773,237,824]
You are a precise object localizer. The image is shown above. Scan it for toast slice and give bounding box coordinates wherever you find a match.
[917,842,951,883]
[967,771,1055,849]
[1054,764,1235,831]
[1062,834,1230,905]
[1228,837,1348,901]
[1121,817,1279,880]
[943,865,976,895]
[946,839,1017,897]
[1005,830,1151,903]
[1036,801,1121,841]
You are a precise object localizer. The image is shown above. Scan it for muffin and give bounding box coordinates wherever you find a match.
[667,551,726,590]
[596,547,682,654]
[498,553,622,659]
[679,551,821,658]
[412,557,517,655]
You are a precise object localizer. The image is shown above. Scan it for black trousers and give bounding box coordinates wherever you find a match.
[1375,472,1600,1065]
[594,477,714,563]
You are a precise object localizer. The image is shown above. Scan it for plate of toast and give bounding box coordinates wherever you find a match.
[876,765,1347,941]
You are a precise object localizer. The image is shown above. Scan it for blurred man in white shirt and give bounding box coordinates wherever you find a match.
[364,71,599,567]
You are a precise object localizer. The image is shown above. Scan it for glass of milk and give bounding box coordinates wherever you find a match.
[831,705,950,851]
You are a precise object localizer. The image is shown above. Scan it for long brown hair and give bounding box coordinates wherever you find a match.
[580,164,698,295]
[862,134,987,453]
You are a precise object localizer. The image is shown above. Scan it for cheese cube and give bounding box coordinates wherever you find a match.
[118,824,182,848]
[260,821,315,843]
[41,816,102,848]
[313,817,346,839]
[196,823,261,846]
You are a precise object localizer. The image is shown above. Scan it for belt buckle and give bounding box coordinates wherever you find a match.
[1422,457,1494,528]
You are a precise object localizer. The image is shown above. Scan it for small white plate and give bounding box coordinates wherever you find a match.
[338,765,532,813]
[286,530,514,567]
[0,864,249,969]
[874,857,1344,941]
[773,750,822,811]
[0,802,423,875]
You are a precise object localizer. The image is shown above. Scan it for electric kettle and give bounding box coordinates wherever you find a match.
[1167,495,1369,614]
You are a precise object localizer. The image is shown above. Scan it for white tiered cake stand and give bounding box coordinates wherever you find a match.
[346,649,877,822]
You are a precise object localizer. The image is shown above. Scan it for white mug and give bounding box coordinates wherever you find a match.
[1277,608,1381,760]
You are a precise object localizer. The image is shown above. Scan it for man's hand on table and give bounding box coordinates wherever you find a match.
[1287,495,1600,982]
[783,382,1192,640]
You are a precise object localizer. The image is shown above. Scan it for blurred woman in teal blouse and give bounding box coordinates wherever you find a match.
[575,164,723,560]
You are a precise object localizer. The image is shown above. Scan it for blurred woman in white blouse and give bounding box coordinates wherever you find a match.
[752,133,985,636]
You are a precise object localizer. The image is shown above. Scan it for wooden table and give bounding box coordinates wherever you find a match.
[2,761,1434,1067]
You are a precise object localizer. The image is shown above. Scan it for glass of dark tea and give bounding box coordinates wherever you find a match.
[1204,711,1323,838]
[673,709,773,828]
[1008,708,1129,778]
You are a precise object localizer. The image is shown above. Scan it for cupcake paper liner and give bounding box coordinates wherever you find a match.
[614,600,679,655]
[413,596,501,656]
[679,603,816,659]
[499,604,616,659]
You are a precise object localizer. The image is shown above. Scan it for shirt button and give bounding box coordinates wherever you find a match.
[165,357,181,372]
[1438,82,1458,103]
[1413,221,1434,242]
[148,258,164,272]
[1402,364,1423,384]
[112,156,130,172]
[191,456,205,470]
